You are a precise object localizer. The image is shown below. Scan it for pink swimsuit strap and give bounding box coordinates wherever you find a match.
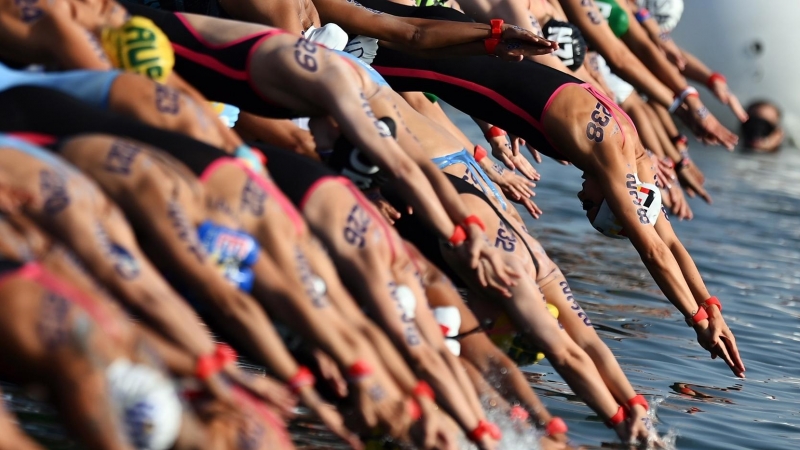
[199,157,305,235]
[0,261,120,338]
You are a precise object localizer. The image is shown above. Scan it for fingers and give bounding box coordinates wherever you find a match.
[721,333,746,377]
[526,144,543,164]
[510,136,521,156]
[521,197,542,219]
[475,257,489,287]
[727,93,749,122]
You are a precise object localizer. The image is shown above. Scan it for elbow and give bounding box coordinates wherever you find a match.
[406,27,425,49]
[209,288,256,322]
[386,155,416,182]
[604,46,634,73]
[408,343,445,377]
[639,239,671,268]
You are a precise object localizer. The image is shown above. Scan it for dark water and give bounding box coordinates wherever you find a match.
[5,106,800,449]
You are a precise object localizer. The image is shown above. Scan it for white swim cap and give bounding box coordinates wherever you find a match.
[303,23,349,51]
[591,180,662,239]
[638,0,684,32]
[106,359,183,450]
[432,306,462,356]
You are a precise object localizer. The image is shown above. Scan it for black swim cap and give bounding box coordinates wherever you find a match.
[325,117,396,189]
[543,19,587,72]
[741,117,776,144]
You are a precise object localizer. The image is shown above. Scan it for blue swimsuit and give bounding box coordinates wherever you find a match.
[431,149,507,210]
[0,63,120,109]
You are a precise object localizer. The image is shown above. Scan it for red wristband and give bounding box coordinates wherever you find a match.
[195,343,238,380]
[347,360,374,382]
[195,353,221,381]
[463,214,486,232]
[486,126,507,138]
[509,406,529,422]
[483,19,503,56]
[215,343,237,366]
[545,417,568,436]
[625,394,649,412]
[703,296,722,312]
[706,72,726,89]
[448,225,467,246]
[671,134,689,147]
[412,380,435,401]
[604,405,627,428]
[687,306,709,327]
[407,398,422,421]
[468,420,502,442]
[288,366,316,393]
[474,144,489,163]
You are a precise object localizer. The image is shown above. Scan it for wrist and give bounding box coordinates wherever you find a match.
[484,19,503,56]
[545,417,568,436]
[468,419,502,443]
[288,366,316,394]
[448,224,467,246]
[669,86,699,113]
[346,360,374,384]
[604,405,627,428]
[463,214,486,232]
[195,343,237,381]
[706,72,726,90]
[686,305,709,327]
[473,144,489,163]
[702,296,722,313]
[412,380,435,401]
[484,125,507,139]
[625,394,649,413]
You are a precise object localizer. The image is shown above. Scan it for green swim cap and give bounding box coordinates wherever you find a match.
[595,0,630,38]
[423,92,439,103]
[415,0,448,6]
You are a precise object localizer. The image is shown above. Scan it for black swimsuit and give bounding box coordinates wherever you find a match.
[122,2,298,119]
[0,86,231,177]
[351,0,605,161]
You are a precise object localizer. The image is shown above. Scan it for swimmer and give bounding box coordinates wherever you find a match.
[634,0,748,122]
[54,133,423,445]
[312,0,736,150]
[0,0,243,151]
[0,133,312,427]
[258,145,504,450]
[0,88,437,446]
[124,2,528,296]
[741,100,784,152]
[0,207,293,450]
[344,92,656,442]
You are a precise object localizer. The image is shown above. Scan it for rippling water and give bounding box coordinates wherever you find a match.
[5,105,800,449]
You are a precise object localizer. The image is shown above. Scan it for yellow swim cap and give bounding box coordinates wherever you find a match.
[489,304,559,366]
[102,16,174,83]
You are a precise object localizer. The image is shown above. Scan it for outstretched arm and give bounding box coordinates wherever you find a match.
[315,0,555,52]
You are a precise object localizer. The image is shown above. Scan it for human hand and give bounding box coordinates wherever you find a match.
[500,24,559,51]
[694,306,745,378]
[625,404,651,445]
[408,398,459,450]
[708,75,748,122]
[677,157,712,204]
[461,224,519,297]
[485,162,541,218]
[223,369,298,420]
[364,189,401,224]
[677,96,738,150]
